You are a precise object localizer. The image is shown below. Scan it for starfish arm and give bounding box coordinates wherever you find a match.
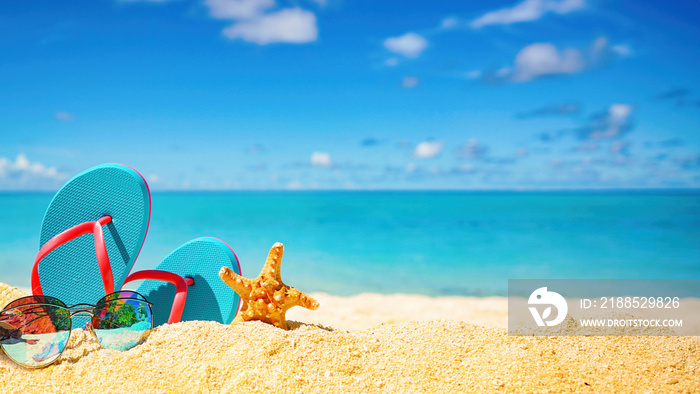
[284,287,319,311]
[218,266,253,296]
[218,242,318,330]
[262,243,284,280]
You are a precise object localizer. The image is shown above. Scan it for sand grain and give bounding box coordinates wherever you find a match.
[2,318,699,393]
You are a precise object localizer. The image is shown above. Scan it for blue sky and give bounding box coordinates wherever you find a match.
[1,0,699,190]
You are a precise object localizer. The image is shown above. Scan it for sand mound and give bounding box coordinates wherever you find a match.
[1,319,699,393]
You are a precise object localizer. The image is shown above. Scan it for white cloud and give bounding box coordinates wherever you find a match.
[383,33,428,58]
[441,17,458,29]
[590,37,633,64]
[465,70,482,79]
[592,36,607,53]
[496,67,512,78]
[147,174,161,183]
[478,37,628,83]
[511,42,585,81]
[611,44,632,56]
[205,0,274,19]
[55,111,75,122]
[577,103,634,139]
[591,104,633,139]
[0,154,66,189]
[472,0,585,28]
[609,103,633,120]
[310,151,332,166]
[402,76,419,88]
[385,57,399,67]
[222,8,318,44]
[413,141,443,158]
[14,154,30,171]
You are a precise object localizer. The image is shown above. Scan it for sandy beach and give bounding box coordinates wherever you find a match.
[2,291,699,393]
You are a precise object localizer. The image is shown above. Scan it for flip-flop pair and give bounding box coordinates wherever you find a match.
[30,164,241,326]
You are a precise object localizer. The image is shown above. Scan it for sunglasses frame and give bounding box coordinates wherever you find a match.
[0,290,153,369]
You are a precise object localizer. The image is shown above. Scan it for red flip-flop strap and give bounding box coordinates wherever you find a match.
[123,270,189,324]
[31,216,115,296]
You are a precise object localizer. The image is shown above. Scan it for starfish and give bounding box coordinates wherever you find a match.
[219,242,319,330]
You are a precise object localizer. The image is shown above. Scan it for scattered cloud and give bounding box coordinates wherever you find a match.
[590,37,631,65]
[55,111,75,122]
[479,37,627,83]
[517,102,581,118]
[611,44,632,56]
[384,33,428,58]
[127,0,320,45]
[511,42,585,82]
[576,104,634,140]
[413,141,443,158]
[455,139,488,159]
[465,70,482,79]
[222,8,318,44]
[0,154,66,189]
[441,17,459,29]
[310,151,332,166]
[471,0,585,29]
[402,76,419,88]
[385,57,399,67]
[147,174,161,183]
[205,0,274,20]
[203,0,318,45]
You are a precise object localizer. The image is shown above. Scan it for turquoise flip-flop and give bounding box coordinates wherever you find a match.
[31,164,151,306]
[131,238,241,326]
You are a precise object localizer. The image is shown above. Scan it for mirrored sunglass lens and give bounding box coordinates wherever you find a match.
[0,300,71,368]
[92,294,152,352]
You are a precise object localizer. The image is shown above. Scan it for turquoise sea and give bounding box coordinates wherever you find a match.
[1,191,699,296]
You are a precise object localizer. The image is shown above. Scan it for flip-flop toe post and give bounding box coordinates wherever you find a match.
[32,164,150,305]
[134,238,241,326]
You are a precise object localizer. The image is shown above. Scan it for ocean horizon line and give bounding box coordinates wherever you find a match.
[2,188,700,195]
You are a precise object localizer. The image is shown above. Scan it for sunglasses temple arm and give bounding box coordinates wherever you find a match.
[31,216,114,296]
[123,270,188,324]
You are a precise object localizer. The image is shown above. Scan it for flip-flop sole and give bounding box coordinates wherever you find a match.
[38,164,150,305]
[136,238,241,326]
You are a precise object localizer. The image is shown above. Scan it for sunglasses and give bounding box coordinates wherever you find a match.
[0,291,152,368]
